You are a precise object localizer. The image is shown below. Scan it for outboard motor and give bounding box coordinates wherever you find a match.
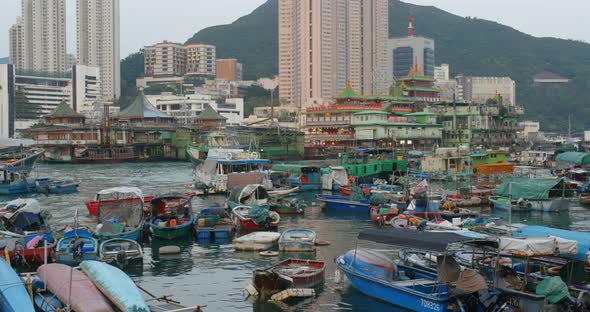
[72,239,85,262]
[116,250,127,267]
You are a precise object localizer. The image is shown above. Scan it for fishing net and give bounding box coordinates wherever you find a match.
[536,276,569,304]
[249,205,271,225]
[350,187,365,201]
[369,193,388,205]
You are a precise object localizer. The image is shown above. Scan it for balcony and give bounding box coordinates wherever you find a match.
[306,133,354,140]
[305,118,351,126]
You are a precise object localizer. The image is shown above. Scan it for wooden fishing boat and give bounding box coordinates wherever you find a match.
[37,263,113,312]
[315,194,371,213]
[55,228,98,266]
[81,260,149,312]
[270,197,306,215]
[86,194,154,216]
[234,232,280,251]
[231,205,280,231]
[94,187,145,241]
[0,149,43,195]
[99,238,143,268]
[278,229,316,252]
[489,195,571,213]
[0,258,35,312]
[253,258,325,298]
[148,194,194,240]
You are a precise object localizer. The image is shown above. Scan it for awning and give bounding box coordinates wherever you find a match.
[494,177,573,200]
[97,187,144,202]
[357,228,498,252]
[499,236,578,257]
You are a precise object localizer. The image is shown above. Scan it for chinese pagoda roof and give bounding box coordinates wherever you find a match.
[195,105,227,120]
[118,90,172,119]
[334,81,362,99]
[398,67,435,82]
[47,101,84,118]
[403,86,441,92]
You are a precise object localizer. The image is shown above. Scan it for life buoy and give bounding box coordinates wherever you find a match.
[225,152,233,160]
[300,175,309,184]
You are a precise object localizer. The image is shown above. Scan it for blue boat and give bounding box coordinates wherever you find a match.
[94,187,145,241]
[279,229,316,252]
[35,178,79,194]
[335,228,499,311]
[55,228,98,265]
[0,258,35,312]
[80,260,149,312]
[0,150,44,195]
[316,194,371,213]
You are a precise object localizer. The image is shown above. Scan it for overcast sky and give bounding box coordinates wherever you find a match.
[1,0,589,58]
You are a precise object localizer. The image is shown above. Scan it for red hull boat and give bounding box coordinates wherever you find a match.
[370,205,399,223]
[8,242,56,265]
[253,258,325,299]
[231,206,280,231]
[339,185,352,195]
[86,195,154,216]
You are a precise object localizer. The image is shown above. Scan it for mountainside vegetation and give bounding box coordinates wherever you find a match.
[120,0,590,131]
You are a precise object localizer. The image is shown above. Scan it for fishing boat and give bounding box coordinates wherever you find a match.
[320,166,349,191]
[231,205,280,231]
[0,198,51,233]
[186,131,245,166]
[270,197,306,215]
[194,207,234,240]
[278,229,316,252]
[85,194,154,216]
[234,231,280,251]
[227,184,270,209]
[4,233,56,266]
[37,263,113,312]
[252,258,325,299]
[490,177,573,212]
[272,164,322,191]
[192,149,271,194]
[148,194,194,240]
[335,228,499,311]
[315,194,371,213]
[0,149,44,195]
[94,187,145,241]
[35,178,79,194]
[80,260,149,312]
[55,228,98,265]
[99,238,143,268]
[339,148,407,183]
[0,258,35,312]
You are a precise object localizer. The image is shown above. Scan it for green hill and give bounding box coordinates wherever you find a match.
[181,0,590,131]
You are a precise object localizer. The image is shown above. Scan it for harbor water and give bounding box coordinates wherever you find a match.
[3,162,590,311]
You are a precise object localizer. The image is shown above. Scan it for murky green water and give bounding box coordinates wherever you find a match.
[2,162,589,311]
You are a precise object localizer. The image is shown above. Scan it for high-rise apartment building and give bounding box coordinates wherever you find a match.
[9,0,66,73]
[144,41,187,78]
[185,43,216,76]
[389,18,435,79]
[456,75,516,105]
[76,0,121,102]
[278,0,389,107]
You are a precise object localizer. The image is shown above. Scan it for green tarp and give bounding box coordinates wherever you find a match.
[556,152,590,168]
[494,177,573,200]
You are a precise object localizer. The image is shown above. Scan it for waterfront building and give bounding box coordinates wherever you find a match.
[435,103,524,148]
[456,75,516,106]
[278,0,389,107]
[351,111,442,149]
[389,18,435,79]
[144,41,187,78]
[9,0,67,73]
[114,91,173,124]
[76,0,121,101]
[519,120,541,140]
[148,93,244,126]
[216,59,243,81]
[185,43,216,76]
[195,105,227,130]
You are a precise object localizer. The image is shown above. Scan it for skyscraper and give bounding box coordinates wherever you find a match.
[76,0,121,102]
[389,18,436,79]
[278,0,389,107]
[9,0,66,73]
